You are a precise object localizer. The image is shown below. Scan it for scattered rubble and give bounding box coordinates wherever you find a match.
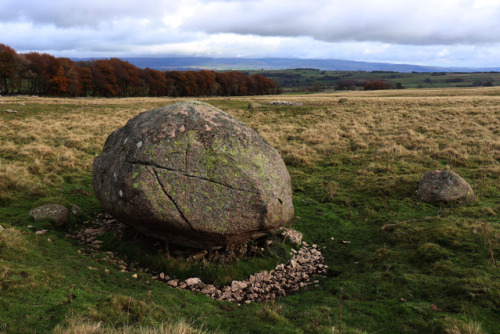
[268,101,303,106]
[153,243,328,305]
[69,213,127,250]
[67,214,327,305]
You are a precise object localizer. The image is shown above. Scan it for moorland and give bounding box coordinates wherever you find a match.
[0,87,499,333]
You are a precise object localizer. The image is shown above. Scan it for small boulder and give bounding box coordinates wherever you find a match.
[416,170,474,203]
[231,280,248,292]
[70,204,83,217]
[30,204,69,227]
[185,277,202,286]
[93,101,294,249]
[280,228,303,245]
[167,279,179,287]
[248,102,262,109]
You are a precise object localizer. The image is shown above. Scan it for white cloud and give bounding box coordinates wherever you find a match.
[0,0,181,27]
[438,49,450,58]
[1,0,500,67]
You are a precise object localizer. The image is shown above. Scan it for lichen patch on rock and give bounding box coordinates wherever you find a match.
[93,101,294,249]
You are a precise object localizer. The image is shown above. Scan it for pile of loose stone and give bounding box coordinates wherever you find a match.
[69,213,128,250]
[69,215,327,305]
[268,101,303,106]
[153,243,327,305]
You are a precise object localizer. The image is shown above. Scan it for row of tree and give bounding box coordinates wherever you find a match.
[335,79,403,90]
[0,44,280,97]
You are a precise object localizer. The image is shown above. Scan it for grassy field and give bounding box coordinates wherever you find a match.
[247,69,500,92]
[0,87,499,333]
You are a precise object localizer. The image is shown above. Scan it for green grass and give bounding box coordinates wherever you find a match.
[247,69,500,92]
[1,91,499,333]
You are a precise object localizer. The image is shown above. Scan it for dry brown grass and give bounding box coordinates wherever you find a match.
[0,97,177,200]
[52,314,214,334]
[0,226,28,255]
[237,91,500,173]
[1,89,499,201]
[443,318,485,334]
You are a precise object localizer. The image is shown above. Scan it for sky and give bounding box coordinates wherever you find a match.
[1,0,500,67]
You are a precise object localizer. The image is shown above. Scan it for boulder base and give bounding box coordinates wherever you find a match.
[93,101,294,249]
[416,170,474,203]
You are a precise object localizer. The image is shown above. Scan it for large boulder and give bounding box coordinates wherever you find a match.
[416,170,474,203]
[93,101,294,249]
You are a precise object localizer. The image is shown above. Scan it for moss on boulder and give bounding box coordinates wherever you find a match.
[93,101,294,249]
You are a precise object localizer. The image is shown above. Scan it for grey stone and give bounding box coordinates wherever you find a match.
[281,228,303,245]
[167,279,179,287]
[185,277,202,286]
[231,280,248,292]
[70,204,83,217]
[93,101,293,249]
[29,204,69,227]
[417,170,474,203]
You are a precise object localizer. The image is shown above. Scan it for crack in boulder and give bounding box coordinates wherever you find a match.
[151,167,194,230]
[131,159,260,195]
[93,101,294,249]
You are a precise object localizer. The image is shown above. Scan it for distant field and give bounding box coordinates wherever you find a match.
[0,87,499,333]
[248,69,500,92]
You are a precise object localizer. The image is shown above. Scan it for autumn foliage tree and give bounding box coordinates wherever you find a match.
[57,58,81,96]
[364,80,394,90]
[23,52,60,94]
[49,66,71,95]
[77,66,95,96]
[0,44,24,94]
[139,68,168,96]
[0,43,279,97]
[89,60,119,97]
[109,58,140,96]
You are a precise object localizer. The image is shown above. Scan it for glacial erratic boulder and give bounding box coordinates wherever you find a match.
[416,170,474,203]
[93,101,294,249]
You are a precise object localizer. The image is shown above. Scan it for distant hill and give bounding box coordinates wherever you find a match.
[72,57,500,73]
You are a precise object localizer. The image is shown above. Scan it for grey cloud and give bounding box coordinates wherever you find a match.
[2,0,500,67]
[1,19,197,57]
[0,0,179,27]
[184,0,500,45]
